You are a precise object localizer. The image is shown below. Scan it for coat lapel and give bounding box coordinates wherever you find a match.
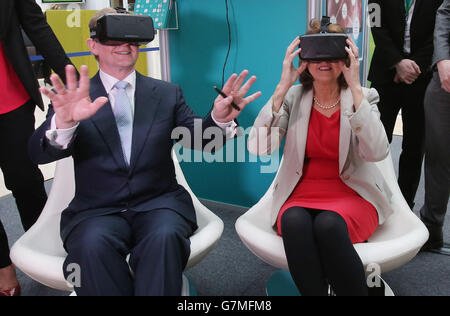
[0,0,13,40]
[339,88,353,174]
[295,89,314,165]
[89,73,128,170]
[129,73,160,171]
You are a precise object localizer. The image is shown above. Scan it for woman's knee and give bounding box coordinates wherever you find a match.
[313,212,348,241]
[281,207,312,235]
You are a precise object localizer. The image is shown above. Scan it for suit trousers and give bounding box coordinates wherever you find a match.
[420,71,450,230]
[63,208,194,296]
[372,76,431,208]
[0,101,47,268]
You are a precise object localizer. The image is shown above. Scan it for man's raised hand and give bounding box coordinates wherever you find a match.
[39,65,108,129]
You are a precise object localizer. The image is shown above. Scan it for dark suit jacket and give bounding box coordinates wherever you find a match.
[368,0,443,84]
[433,0,450,66]
[0,0,73,110]
[30,72,225,242]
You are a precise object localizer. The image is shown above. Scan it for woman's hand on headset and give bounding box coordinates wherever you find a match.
[339,36,364,110]
[273,37,308,113]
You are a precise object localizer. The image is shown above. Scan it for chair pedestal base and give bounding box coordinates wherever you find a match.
[182,274,198,296]
[266,270,395,296]
[266,270,301,296]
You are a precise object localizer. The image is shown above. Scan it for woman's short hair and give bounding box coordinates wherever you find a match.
[299,19,349,91]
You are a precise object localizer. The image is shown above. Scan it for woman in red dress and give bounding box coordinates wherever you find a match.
[248,20,391,296]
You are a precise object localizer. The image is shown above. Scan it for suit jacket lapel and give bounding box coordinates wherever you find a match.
[89,73,128,170]
[129,73,160,171]
[411,0,423,23]
[339,88,353,174]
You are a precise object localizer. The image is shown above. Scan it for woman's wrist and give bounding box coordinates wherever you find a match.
[350,85,364,110]
[273,84,289,112]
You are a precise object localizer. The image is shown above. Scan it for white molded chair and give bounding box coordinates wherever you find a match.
[235,152,429,295]
[10,150,224,296]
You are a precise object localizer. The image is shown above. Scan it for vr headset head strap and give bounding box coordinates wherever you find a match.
[114,7,130,14]
[320,16,331,33]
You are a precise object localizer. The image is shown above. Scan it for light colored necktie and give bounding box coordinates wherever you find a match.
[113,81,133,165]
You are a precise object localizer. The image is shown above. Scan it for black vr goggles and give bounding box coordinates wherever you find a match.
[299,16,349,63]
[90,11,156,46]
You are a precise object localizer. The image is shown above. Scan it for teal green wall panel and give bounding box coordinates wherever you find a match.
[169,0,308,207]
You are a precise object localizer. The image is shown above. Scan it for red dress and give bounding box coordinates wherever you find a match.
[0,42,30,114]
[277,108,378,244]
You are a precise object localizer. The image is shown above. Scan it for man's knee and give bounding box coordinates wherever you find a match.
[143,225,189,251]
[65,219,130,261]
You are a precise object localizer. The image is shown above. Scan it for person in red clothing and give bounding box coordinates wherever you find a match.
[0,0,74,296]
[248,20,391,296]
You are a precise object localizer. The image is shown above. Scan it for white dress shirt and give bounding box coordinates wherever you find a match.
[403,0,416,54]
[45,70,237,149]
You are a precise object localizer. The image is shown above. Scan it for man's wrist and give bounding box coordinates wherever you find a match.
[211,110,233,125]
[55,117,78,130]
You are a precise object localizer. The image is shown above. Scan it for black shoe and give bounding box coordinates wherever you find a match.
[421,227,444,252]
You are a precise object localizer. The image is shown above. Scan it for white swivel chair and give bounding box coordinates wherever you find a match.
[10,150,224,296]
[235,152,429,296]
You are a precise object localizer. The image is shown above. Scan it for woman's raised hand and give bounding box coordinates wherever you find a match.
[339,36,364,109]
[339,36,362,91]
[273,37,308,112]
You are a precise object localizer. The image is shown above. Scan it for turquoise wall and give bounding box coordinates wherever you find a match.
[169,0,308,208]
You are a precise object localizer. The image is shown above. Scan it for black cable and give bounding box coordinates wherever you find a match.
[222,0,232,88]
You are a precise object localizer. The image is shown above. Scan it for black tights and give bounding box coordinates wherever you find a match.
[281,207,368,296]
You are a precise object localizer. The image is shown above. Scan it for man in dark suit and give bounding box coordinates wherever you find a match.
[29,8,261,296]
[0,0,73,296]
[368,0,443,209]
[420,0,450,254]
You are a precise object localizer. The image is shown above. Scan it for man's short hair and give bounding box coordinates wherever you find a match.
[89,8,118,31]
[89,8,118,61]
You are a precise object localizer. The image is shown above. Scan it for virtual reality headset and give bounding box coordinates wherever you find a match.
[299,16,349,62]
[90,12,156,46]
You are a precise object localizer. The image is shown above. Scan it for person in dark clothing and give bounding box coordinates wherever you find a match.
[420,0,450,254]
[0,0,74,296]
[368,0,443,209]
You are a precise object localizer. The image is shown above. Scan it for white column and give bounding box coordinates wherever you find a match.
[308,0,323,23]
[147,33,162,80]
[362,0,370,87]
[159,29,172,83]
